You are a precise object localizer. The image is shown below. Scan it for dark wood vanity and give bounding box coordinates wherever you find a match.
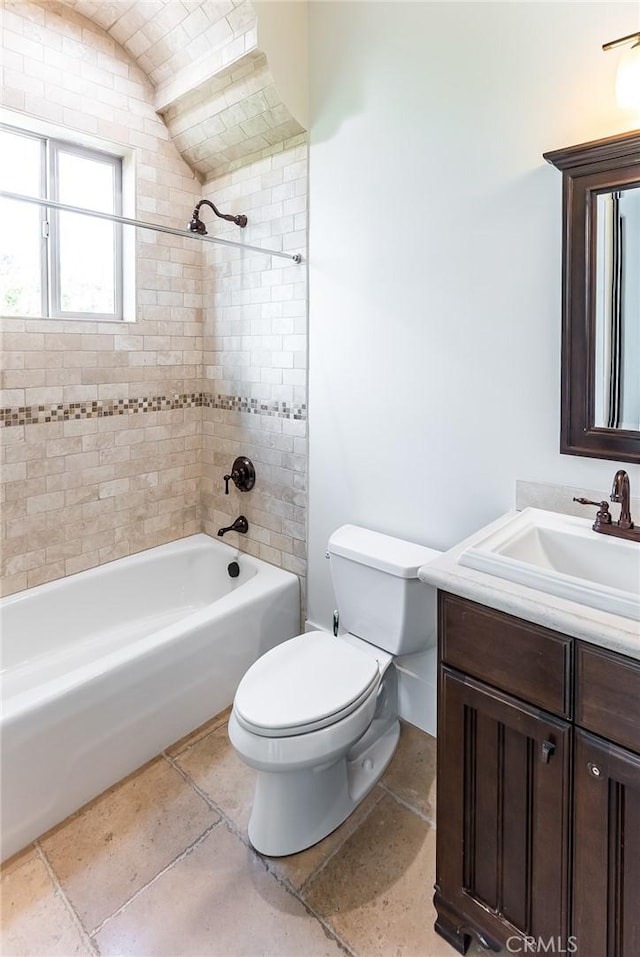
[434,592,640,956]
[430,128,640,955]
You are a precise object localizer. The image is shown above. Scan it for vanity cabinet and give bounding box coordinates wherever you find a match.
[573,730,640,956]
[573,644,640,957]
[436,669,572,951]
[434,592,640,956]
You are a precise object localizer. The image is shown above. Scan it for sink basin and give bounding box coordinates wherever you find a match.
[459,508,640,621]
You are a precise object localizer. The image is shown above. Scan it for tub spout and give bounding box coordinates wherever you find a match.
[218,515,249,536]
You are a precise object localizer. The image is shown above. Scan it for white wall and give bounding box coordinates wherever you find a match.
[307,3,640,646]
[255,0,309,130]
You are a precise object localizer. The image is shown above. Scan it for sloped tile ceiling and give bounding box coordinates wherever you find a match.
[49,0,305,180]
[162,53,303,179]
[58,0,248,89]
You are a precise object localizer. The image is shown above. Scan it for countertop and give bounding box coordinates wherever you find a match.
[417,509,640,661]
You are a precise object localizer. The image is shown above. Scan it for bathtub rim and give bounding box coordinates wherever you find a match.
[1,533,300,723]
[0,533,271,611]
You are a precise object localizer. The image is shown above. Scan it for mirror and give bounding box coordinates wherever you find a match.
[594,186,640,432]
[544,131,640,463]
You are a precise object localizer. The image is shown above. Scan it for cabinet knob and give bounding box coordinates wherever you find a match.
[541,740,555,763]
[588,762,602,778]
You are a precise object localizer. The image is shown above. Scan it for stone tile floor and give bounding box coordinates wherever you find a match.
[1,712,486,957]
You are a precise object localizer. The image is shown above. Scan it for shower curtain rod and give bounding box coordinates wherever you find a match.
[0,191,303,264]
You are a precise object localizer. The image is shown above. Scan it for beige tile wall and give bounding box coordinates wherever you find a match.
[200,135,308,593]
[0,3,308,600]
[0,1,204,596]
[1,409,201,596]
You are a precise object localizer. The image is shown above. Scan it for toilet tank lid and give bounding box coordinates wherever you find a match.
[327,525,442,579]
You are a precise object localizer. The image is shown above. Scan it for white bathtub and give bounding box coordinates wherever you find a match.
[0,534,300,861]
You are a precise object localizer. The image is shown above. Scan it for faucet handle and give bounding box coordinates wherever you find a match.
[223,457,255,495]
[573,497,612,530]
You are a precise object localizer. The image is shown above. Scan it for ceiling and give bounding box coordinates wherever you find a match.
[35,0,305,181]
[52,0,254,91]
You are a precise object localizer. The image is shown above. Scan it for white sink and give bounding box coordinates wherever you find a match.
[459,508,640,621]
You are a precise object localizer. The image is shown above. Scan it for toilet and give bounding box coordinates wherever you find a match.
[228,525,441,857]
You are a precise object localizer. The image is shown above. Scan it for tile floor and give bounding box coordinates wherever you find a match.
[1,712,486,957]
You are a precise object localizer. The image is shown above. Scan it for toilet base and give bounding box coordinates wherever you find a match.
[247,713,400,858]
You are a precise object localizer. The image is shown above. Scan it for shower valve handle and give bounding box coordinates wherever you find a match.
[223,456,256,495]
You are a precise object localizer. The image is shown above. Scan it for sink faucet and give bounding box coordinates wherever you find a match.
[611,469,633,529]
[573,469,640,542]
[217,515,249,537]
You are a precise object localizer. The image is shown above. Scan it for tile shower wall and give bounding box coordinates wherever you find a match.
[200,135,308,594]
[0,4,308,599]
[0,0,203,596]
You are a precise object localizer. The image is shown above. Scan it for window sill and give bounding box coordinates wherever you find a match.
[1,314,135,325]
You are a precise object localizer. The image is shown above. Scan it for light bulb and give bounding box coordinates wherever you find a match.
[616,39,640,109]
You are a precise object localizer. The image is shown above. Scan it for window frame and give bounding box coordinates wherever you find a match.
[49,138,124,321]
[1,122,125,322]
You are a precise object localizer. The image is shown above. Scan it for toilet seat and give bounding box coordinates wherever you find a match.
[233,631,381,737]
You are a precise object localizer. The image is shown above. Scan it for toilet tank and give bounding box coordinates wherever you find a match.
[327,525,442,655]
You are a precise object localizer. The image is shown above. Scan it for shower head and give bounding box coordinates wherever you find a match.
[187,199,247,234]
[188,209,207,234]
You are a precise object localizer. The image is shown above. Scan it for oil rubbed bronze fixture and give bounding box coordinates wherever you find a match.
[218,516,249,537]
[573,469,640,541]
[223,456,255,494]
[188,198,247,233]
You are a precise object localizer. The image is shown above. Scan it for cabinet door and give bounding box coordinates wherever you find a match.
[435,668,572,953]
[574,729,640,957]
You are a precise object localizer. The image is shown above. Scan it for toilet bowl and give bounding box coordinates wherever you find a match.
[228,525,441,857]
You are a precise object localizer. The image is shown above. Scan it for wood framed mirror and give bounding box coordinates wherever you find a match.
[544,130,640,463]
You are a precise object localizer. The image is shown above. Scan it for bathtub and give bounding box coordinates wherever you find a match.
[0,534,300,861]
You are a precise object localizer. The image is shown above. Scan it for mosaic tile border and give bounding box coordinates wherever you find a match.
[204,394,306,420]
[1,393,307,428]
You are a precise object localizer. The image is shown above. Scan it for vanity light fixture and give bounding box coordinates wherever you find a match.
[188,198,247,233]
[603,31,640,109]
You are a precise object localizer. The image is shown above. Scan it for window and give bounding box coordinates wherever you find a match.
[0,124,124,320]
